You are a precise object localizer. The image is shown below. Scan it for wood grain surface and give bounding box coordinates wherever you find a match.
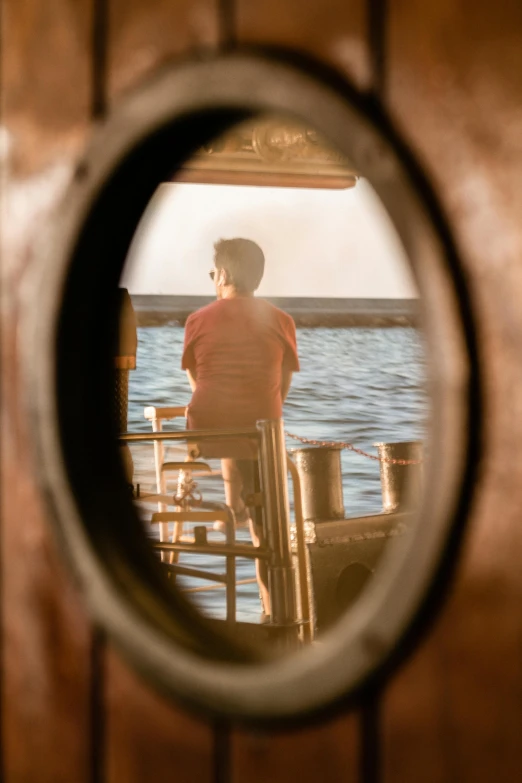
[236,0,372,91]
[0,0,217,780]
[104,646,214,783]
[232,715,360,783]
[107,0,219,101]
[232,5,369,780]
[2,2,95,781]
[3,0,522,781]
[99,2,218,778]
[382,1,522,781]
[2,0,93,174]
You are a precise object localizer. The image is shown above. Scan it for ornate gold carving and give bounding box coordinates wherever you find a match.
[177,116,357,189]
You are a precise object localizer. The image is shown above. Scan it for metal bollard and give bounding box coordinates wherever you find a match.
[291,445,345,523]
[257,419,297,628]
[115,288,137,483]
[376,441,423,513]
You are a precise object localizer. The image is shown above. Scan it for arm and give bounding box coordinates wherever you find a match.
[281,367,293,402]
[186,368,197,392]
[181,314,198,391]
[280,316,299,403]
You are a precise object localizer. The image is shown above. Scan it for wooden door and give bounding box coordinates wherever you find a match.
[2,1,522,781]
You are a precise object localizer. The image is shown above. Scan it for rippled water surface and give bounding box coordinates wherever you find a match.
[128,326,428,621]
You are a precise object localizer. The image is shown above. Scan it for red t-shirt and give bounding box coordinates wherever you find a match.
[182,297,299,434]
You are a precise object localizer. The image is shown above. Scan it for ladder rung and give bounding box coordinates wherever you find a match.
[152,511,229,524]
[144,405,187,421]
[162,461,212,474]
[181,578,258,593]
[136,493,177,505]
[162,563,228,583]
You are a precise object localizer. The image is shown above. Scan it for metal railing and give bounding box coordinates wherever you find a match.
[120,427,260,443]
[257,420,297,630]
[122,419,308,640]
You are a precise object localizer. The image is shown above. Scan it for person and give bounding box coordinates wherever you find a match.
[181,238,300,619]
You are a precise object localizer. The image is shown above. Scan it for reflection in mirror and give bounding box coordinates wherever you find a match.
[117,114,428,659]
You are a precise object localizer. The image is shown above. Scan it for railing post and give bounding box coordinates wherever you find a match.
[290,445,345,522]
[375,441,424,512]
[115,287,137,484]
[257,419,297,628]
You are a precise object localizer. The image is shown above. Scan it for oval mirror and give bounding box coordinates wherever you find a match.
[27,54,479,721]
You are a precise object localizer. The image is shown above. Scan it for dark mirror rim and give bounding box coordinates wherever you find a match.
[24,51,481,723]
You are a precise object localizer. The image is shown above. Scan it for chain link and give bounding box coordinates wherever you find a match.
[175,469,202,506]
[285,431,423,465]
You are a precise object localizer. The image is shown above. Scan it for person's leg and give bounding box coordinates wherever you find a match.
[248,517,271,618]
[221,458,271,617]
[239,460,271,618]
[221,458,248,521]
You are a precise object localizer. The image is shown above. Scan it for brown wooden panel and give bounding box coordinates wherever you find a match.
[383,568,522,782]
[1,1,95,781]
[1,405,93,783]
[108,0,219,100]
[1,1,218,780]
[103,4,220,781]
[232,714,359,783]
[105,646,214,783]
[383,2,522,781]
[7,1,522,781]
[233,7,368,779]
[2,0,93,174]
[383,635,457,783]
[236,0,372,91]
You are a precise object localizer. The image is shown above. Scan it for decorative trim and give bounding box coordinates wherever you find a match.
[178,116,357,188]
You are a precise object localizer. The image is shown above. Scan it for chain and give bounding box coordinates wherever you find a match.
[285,431,423,465]
[175,470,202,506]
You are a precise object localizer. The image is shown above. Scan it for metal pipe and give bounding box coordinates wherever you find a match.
[162,563,228,583]
[181,578,257,594]
[225,517,236,624]
[150,413,169,560]
[152,541,270,560]
[376,441,423,512]
[291,445,345,522]
[257,419,297,628]
[120,427,259,443]
[286,455,313,643]
[161,461,212,473]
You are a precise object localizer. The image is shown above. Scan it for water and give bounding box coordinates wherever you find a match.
[128,326,428,621]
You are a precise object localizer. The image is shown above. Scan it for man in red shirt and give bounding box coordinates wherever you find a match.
[182,238,300,618]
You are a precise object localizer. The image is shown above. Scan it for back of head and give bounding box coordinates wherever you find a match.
[214,238,265,293]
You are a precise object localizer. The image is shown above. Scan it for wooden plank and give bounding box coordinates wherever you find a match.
[236,0,372,92]
[104,6,219,778]
[2,0,93,175]
[1,0,95,781]
[105,646,214,783]
[232,714,360,783]
[176,169,357,189]
[107,0,219,100]
[382,636,457,783]
[386,0,522,273]
[383,545,522,782]
[383,2,522,781]
[1,336,94,783]
[233,4,369,778]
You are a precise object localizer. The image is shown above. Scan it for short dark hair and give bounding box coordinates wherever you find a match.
[213,238,265,293]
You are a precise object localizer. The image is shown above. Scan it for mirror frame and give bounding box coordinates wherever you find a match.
[25,52,481,723]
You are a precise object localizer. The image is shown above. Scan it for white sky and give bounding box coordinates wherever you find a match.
[122,179,418,298]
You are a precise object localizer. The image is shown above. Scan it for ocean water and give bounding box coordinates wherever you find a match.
[128,326,428,621]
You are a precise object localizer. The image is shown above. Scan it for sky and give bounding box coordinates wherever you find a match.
[122,179,418,298]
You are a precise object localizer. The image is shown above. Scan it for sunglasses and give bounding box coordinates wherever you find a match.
[209,268,216,281]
